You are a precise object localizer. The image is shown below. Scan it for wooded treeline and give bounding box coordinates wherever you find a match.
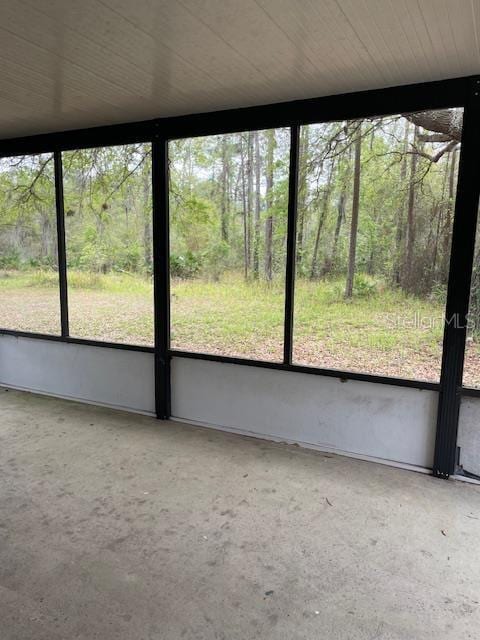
[0,153,57,268]
[296,112,461,299]
[170,110,464,301]
[62,144,152,275]
[169,129,290,281]
[0,109,471,307]
[0,145,153,277]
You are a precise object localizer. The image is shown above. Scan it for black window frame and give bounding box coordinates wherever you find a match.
[0,75,479,477]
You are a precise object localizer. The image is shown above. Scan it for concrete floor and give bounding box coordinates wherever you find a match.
[1,390,480,640]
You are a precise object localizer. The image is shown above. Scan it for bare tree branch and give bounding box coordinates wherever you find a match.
[408,140,459,163]
[417,133,452,143]
[403,109,462,142]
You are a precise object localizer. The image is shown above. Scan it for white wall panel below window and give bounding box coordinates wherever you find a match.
[0,335,155,415]
[458,397,480,477]
[0,338,440,468]
[171,357,438,469]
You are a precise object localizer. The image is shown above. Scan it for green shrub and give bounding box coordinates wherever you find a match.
[353,273,378,298]
[170,251,202,278]
[429,283,447,304]
[0,249,20,270]
[27,255,57,270]
[204,241,229,281]
[332,273,379,300]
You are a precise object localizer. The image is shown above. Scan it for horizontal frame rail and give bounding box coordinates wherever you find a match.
[461,387,480,398]
[169,350,440,392]
[0,328,441,392]
[0,329,154,353]
[0,76,470,157]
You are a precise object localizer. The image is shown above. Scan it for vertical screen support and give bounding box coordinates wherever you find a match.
[152,136,171,419]
[433,78,480,477]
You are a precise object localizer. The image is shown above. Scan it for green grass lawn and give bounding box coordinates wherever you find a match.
[1,269,479,385]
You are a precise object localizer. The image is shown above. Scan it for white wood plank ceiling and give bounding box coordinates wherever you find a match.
[0,0,479,138]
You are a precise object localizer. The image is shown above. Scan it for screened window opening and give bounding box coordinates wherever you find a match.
[0,108,468,387]
[62,144,154,346]
[0,153,60,334]
[292,109,463,382]
[169,129,290,361]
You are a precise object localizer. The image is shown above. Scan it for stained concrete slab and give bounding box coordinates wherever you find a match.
[0,387,479,640]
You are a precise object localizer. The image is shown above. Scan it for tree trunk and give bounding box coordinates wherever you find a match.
[240,135,249,280]
[264,129,275,281]
[345,122,362,299]
[142,153,152,273]
[296,126,309,268]
[220,136,229,242]
[40,208,52,260]
[323,187,346,276]
[442,148,457,280]
[310,160,335,279]
[404,125,419,291]
[431,202,441,276]
[252,132,261,279]
[246,131,254,274]
[431,153,450,281]
[393,120,409,285]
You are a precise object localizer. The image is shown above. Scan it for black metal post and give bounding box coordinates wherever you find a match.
[433,77,480,478]
[283,125,300,364]
[152,137,171,419]
[54,151,69,337]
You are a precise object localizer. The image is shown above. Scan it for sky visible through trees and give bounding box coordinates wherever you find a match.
[1,108,480,386]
